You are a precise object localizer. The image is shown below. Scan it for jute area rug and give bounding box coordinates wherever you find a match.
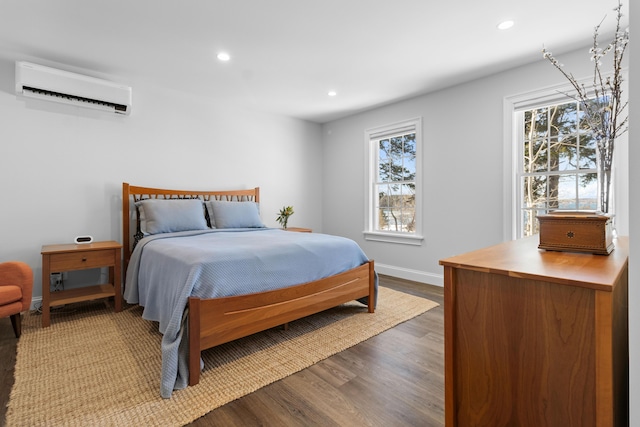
[7,287,438,426]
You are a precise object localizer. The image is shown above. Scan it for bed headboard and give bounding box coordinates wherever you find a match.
[122,182,260,270]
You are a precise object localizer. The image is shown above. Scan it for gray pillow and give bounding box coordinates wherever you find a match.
[136,199,208,235]
[208,200,264,229]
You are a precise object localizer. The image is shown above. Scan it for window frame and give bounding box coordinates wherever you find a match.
[516,102,599,237]
[363,117,424,245]
[504,79,616,240]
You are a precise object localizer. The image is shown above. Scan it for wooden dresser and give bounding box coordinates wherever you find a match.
[439,236,628,427]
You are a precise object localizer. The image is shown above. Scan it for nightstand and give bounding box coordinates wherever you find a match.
[41,240,122,327]
[284,227,312,233]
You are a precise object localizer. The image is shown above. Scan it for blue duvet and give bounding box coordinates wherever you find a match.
[124,228,374,398]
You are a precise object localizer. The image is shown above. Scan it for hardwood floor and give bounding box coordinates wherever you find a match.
[0,275,444,427]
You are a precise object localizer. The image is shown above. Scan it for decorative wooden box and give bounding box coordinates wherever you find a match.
[537,211,614,255]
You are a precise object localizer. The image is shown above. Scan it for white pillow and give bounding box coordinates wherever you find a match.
[136,199,208,235]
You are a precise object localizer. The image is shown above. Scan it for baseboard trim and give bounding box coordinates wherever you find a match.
[375,263,443,287]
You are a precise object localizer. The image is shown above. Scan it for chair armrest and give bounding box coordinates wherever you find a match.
[0,261,34,311]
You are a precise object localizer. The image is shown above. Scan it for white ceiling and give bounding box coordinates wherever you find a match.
[0,0,629,123]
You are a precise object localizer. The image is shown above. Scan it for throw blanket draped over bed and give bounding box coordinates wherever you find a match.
[124,228,375,398]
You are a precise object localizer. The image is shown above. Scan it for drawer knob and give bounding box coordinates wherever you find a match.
[82,257,87,262]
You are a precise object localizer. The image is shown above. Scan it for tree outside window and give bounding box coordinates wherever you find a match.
[376,133,416,232]
[520,100,598,236]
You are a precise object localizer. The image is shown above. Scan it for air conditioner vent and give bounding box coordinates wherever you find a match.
[22,86,129,113]
[16,62,132,115]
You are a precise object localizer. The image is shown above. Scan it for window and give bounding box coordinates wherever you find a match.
[364,118,423,245]
[505,74,627,241]
[516,100,599,237]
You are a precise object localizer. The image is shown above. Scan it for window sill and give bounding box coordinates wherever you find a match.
[363,231,424,246]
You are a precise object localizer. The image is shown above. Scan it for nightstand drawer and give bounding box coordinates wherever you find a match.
[49,249,116,271]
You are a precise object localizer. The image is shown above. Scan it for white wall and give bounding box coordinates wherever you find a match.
[0,57,323,300]
[322,47,629,286]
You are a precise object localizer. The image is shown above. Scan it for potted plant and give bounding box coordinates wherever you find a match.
[276,206,294,229]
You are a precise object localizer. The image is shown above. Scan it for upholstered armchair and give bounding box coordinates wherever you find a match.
[0,261,33,338]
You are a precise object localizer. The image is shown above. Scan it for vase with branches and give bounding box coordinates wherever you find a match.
[276,206,294,229]
[541,0,629,214]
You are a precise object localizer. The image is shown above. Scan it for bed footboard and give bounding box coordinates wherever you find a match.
[188,260,375,386]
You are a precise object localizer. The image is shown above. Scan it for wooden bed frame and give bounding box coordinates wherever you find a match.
[122,182,375,387]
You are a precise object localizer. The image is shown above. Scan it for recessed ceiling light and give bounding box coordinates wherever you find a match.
[217,52,230,61]
[328,91,337,97]
[497,20,514,30]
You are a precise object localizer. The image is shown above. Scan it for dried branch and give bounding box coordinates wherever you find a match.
[541,0,628,213]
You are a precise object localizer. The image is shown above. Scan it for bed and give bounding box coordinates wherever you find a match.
[121,183,376,398]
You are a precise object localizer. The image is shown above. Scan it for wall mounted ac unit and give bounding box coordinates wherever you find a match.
[15,61,132,115]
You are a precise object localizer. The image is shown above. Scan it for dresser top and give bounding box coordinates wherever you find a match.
[439,236,628,291]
